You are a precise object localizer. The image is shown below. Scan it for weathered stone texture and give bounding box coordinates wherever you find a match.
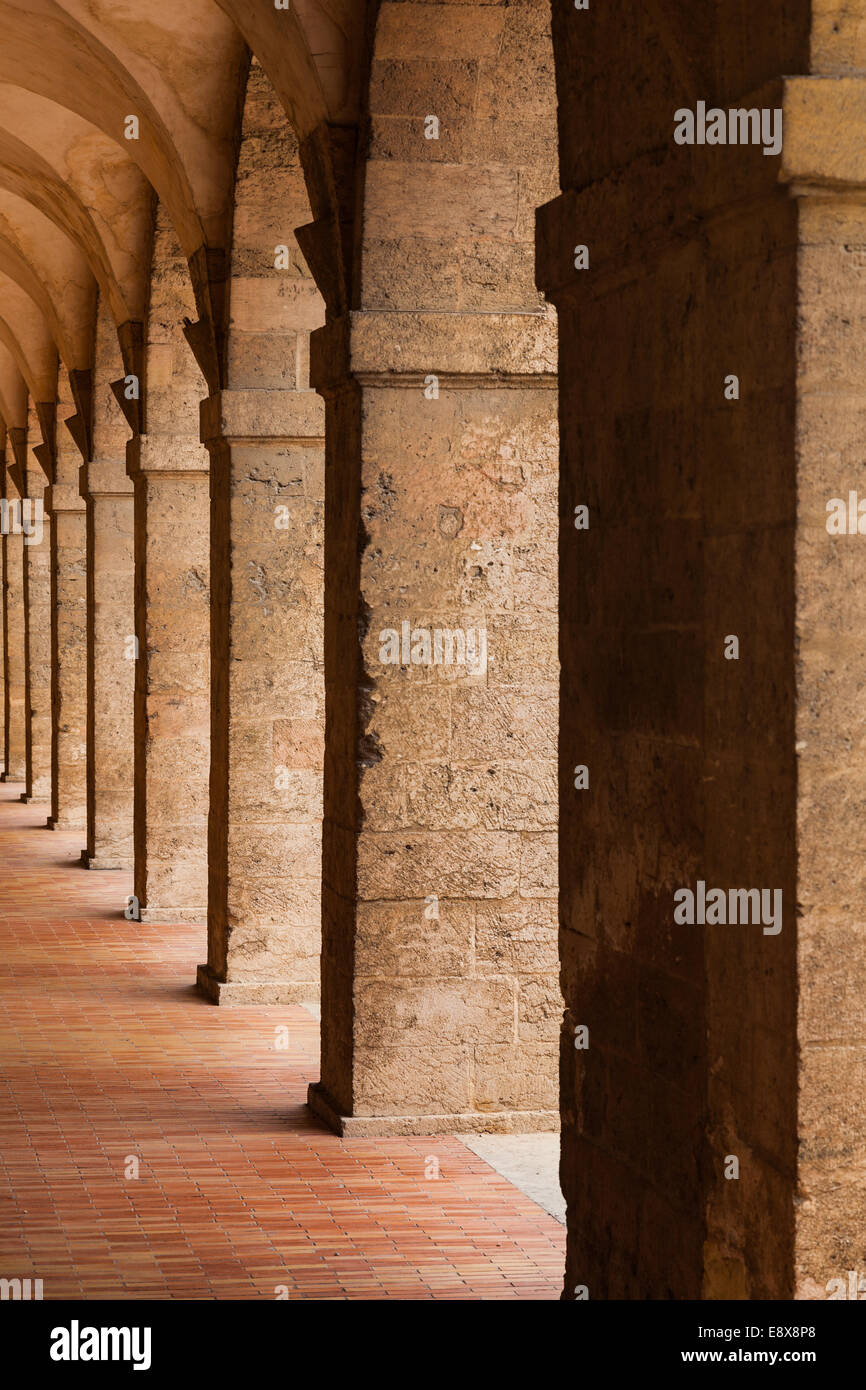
[199,59,326,1004]
[311,0,561,1135]
[82,300,135,870]
[48,379,88,831]
[2,455,25,783]
[22,401,52,804]
[540,0,866,1302]
[792,191,866,1299]
[0,431,5,774]
[132,203,210,923]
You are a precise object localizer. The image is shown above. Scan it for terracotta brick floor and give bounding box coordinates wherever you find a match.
[0,788,565,1300]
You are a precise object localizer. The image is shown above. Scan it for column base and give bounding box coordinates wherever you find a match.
[196,963,319,1008]
[138,907,207,925]
[80,850,132,870]
[306,1081,560,1138]
[20,792,49,804]
[1,772,25,783]
[46,817,86,831]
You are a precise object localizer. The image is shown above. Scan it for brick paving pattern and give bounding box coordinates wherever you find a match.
[0,789,565,1300]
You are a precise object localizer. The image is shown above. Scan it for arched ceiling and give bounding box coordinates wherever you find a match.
[0,189,96,370]
[0,273,57,404]
[0,338,27,431]
[0,0,364,450]
[215,0,363,137]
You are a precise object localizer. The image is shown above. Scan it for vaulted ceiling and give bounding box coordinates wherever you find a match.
[0,0,364,449]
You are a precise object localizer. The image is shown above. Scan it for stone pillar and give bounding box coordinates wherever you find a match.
[540,0,866,1301]
[538,87,801,1299]
[782,74,866,1302]
[131,436,209,921]
[47,385,87,831]
[81,456,134,868]
[0,430,5,775]
[122,197,212,923]
[307,310,559,1136]
[197,388,325,1004]
[79,302,136,870]
[1,446,25,783]
[21,406,52,804]
[196,57,325,1002]
[301,0,560,1135]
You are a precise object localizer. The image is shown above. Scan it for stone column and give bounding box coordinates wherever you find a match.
[295,0,560,1135]
[47,387,87,831]
[307,310,559,1136]
[131,436,209,922]
[782,74,866,1302]
[0,430,5,775]
[538,94,801,1300]
[1,446,25,783]
[539,3,866,1299]
[81,456,134,868]
[21,406,52,804]
[197,388,324,1004]
[127,199,211,923]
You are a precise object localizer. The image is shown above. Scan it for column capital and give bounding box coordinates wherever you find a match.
[310,309,557,393]
[79,457,133,500]
[128,434,209,479]
[46,484,86,515]
[199,388,325,447]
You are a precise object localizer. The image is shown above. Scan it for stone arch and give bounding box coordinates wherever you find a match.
[0,1,249,404]
[0,286,58,410]
[0,107,150,330]
[0,0,239,258]
[0,225,86,377]
[0,338,26,430]
[216,0,363,136]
